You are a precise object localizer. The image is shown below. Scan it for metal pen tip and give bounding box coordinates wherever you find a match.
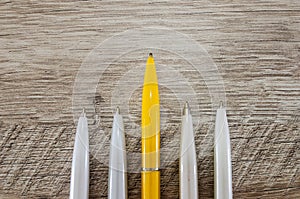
[81,108,86,117]
[183,101,190,116]
[116,106,120,114]
[220,101,223,108]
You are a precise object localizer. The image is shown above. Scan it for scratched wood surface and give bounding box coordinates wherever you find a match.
[0,0,299,198]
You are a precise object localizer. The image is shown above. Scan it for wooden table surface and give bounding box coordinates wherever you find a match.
[0,0,299,198]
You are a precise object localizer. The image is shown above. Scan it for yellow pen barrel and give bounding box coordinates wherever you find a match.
[141,54,160,199]
[142,171,160,199]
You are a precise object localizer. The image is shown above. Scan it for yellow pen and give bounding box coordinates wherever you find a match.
[141,53,160,199]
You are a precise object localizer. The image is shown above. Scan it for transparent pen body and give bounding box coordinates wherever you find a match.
[214,108,233,199]
[180,104,198,199]
[108,110,127,199]
[70,114,89,199]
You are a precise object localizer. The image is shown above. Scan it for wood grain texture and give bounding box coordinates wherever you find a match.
[0,0,299,198]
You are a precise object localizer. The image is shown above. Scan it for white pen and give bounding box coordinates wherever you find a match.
[70,109,89,199]
[108,107,127,199]
[214,102,233,199]
[180,102,198,199]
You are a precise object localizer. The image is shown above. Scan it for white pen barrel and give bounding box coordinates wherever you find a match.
[180,109,198,199]
[70,115,89,199]
[108,111,127,199]
[214,108,232,199]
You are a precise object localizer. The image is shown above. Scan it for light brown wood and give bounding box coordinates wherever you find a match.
[0,0,299,198]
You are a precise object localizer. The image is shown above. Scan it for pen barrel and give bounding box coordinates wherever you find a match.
[142,171,160,199]
[142,82,160,169]
[141,101,160,168]
[141,55,160,199]
[70,116,89,199]
[214,108,232,199]
[180,113,198,199]
[141,77,160,169]
[108,113,127,199]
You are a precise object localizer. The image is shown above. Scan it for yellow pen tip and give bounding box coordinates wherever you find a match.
[147,53,155,65]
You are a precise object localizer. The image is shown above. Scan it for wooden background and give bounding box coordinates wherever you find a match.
[0,0,299,198]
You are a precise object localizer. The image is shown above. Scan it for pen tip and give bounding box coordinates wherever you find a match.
[149,52,153,57]
[81,108,86,117]
[183,101,190,115]
[220,101,223,108]
[116,106,120,114]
